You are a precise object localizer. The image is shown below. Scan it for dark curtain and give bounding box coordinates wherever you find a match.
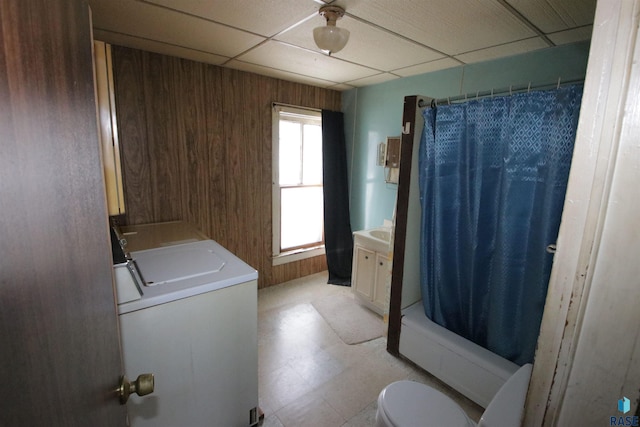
[322,110,353,285]
[419,85,583,365]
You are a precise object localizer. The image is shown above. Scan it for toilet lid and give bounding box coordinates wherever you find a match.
[380,381,474,427]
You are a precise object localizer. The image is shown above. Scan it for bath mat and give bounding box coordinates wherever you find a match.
[312,294,384,345]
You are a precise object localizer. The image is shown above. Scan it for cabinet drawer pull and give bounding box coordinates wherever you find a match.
[365,255,369,260]
[379,262,383,266]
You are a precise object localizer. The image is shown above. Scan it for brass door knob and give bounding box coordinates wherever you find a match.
[118,373,154,404]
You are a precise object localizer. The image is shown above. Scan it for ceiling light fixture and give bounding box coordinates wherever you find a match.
[313,5,350,55]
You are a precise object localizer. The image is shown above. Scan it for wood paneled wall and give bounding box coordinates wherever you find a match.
[111,46,342,288]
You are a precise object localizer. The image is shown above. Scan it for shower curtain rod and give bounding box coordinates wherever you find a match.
[420,78,584,108]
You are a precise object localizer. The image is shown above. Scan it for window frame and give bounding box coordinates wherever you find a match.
[272,104,325,266]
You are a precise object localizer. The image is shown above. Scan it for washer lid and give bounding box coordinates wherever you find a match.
[380,381,475,427]
[133,243,225,286]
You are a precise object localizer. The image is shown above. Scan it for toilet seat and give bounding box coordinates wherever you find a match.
[377,381,475,427]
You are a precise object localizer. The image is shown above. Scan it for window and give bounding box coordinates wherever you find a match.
[272,105,324,265]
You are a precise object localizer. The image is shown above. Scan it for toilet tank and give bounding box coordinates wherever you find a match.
[478,364,533,427]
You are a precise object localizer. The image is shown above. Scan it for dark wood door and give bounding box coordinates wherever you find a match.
[0,0,126,425]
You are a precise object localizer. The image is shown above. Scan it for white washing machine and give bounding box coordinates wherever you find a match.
[115,238,259,427]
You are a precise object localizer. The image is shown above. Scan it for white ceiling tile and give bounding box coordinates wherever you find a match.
[225,59,338,88]
[346,73,400,87]
[392,57,463,77]
[327,83,356,91]
[506,0,596,33]
[237,41,379,83]
[343,0,536,55]
[548,26,593,45]
[93,30,229,65]
[88,0,265,58]
[142,0,319,37]
[276,15,444,71]
[455,37,549,64]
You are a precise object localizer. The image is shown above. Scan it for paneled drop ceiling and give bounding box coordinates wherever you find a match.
[88,0,596,91]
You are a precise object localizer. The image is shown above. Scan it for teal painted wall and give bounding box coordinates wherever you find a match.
[343,41,591,232]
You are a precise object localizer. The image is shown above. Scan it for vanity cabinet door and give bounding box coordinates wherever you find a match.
[373,253,389,310]
[353,245,375,300]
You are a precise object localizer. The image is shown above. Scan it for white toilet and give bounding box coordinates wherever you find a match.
[375,363,533,427]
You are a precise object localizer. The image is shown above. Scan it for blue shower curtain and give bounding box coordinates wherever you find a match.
[419,85,582,365]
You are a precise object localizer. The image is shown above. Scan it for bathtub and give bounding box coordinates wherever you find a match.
[399,301,519,408]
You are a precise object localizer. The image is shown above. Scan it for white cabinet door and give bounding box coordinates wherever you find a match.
[352,243,390,315]
[373,253,389,310]
[353,245,375,300]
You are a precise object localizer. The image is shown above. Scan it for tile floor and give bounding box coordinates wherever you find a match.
[257,271,483,427]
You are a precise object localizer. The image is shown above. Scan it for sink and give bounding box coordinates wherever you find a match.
[369,229,391,242]
[353,227,392,253]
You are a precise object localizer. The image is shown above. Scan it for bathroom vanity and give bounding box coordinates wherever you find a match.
[351,228,392,315]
